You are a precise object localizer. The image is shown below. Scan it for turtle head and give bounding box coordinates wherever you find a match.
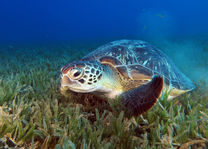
[60,61,104,93]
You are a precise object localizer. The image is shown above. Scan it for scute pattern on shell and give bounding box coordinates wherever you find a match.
[82,40,195,90]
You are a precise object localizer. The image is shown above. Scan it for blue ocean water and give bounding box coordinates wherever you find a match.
[0,0,208,43]
[0,0,208,82]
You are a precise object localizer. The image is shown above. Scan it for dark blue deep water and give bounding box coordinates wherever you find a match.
[0,0,208,82]
[1,0,208,43]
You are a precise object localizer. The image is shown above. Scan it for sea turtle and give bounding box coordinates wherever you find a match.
[60,40,195,115]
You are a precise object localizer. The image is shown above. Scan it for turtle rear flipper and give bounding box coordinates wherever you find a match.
[121,76,164,116]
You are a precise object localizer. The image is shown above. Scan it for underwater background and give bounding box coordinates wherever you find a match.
[0,0,208,148]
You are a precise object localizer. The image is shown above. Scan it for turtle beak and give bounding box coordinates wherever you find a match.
[60,65,74,86]
[61,73,75,84]
[60,73,80,88]
[61,75,72,85]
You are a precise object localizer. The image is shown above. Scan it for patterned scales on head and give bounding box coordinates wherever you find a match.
[81,40,195,98]
[60,40,195,115]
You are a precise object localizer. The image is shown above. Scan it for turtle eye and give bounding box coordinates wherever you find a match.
[69,68,83,80]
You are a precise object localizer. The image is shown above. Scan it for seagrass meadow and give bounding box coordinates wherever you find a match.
[0,39,208,149]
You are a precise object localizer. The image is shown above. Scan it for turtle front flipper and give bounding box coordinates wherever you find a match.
[121,76,164,116]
